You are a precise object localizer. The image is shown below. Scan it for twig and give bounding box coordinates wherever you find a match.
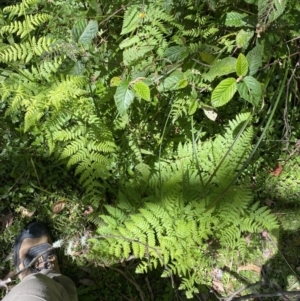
[31,157,41,187]
[145,276,154,301]
[192,58,212,67]
[1,168,28,199]
[282,59,297,149]
[108,266,146,301]
[232,290,300,301]
[223,282,262,301]
[266,233,300,280]
[99,1,134,26]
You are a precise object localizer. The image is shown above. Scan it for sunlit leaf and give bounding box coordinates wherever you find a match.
[133,81,150,101]
[236,29,254,48]
[211,78,237,107]
[236,53,249,76]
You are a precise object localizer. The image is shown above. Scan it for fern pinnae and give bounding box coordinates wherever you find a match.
[204,113,252,209]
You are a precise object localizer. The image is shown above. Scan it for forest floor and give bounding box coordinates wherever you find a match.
[1,150,300,301]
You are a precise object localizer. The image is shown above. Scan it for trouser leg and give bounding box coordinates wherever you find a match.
[2,269,78,301]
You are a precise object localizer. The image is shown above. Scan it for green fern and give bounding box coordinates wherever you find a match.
[0,36,55,63]
[91,114,278,298]
[3,0,38,18]
[1,13,51,38]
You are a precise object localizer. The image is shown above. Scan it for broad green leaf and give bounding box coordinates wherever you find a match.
[177,78,188,89]
[225,12,247,27]
[114,81,135,115]
[199,52,216,64]
[246,44,263,75]
[237,76,262,106]
[163,46,188,62]
[121,6,140,35]
[158,70,186,92]
[71,61,85,75]
[211,78,237,107]
[188,99,198,115]
[72,19,87,42]
[203,57,237,81]
[78,20,98,44]
[258,0,287,24]
[133,81,150,101]
[110,76,122,87]
[236,29,254,48]
[236,53,249,77]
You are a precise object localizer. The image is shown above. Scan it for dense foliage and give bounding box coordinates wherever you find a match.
[0,0,299,299]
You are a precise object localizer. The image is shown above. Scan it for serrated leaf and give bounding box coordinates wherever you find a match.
[110,76,122,87]
[188,99,198,115]
[246,44,263,75]
[78,20,98,44]
[211,78,237,107]
[258,0,287,24]
[158,70,185,92]
[199,52,216,64]
[114,81,135,115]
[177,78,188,89]
[236,29,254,48]
[236,53,249,77]
[237,76,262,106]
[72,19,87,42]
[133,81,150,101]
[203,57,237,81]
[225,12,247,27]
[163,46,188,62]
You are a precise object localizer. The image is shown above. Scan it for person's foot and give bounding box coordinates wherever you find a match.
[13,221,60,280]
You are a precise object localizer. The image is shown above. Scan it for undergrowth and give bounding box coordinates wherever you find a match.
[0,0,300,299]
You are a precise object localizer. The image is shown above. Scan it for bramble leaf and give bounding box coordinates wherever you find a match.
[78,20,98,44]
[133,81,150,101]
[236,29,254,48]
[211,78,237,107]
[236,53,249,77]
[237,76,262,106]
[246,44,263,75]
[158,70,186,92]
[203,57,237,81]
[114,81,135,115]
[225,12,247,27]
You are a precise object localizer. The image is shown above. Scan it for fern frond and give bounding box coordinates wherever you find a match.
[0,36,55,63]
[3,0,38,18]
[1,13,51,38]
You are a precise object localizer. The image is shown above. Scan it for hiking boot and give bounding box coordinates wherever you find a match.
[13,221,60,281]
